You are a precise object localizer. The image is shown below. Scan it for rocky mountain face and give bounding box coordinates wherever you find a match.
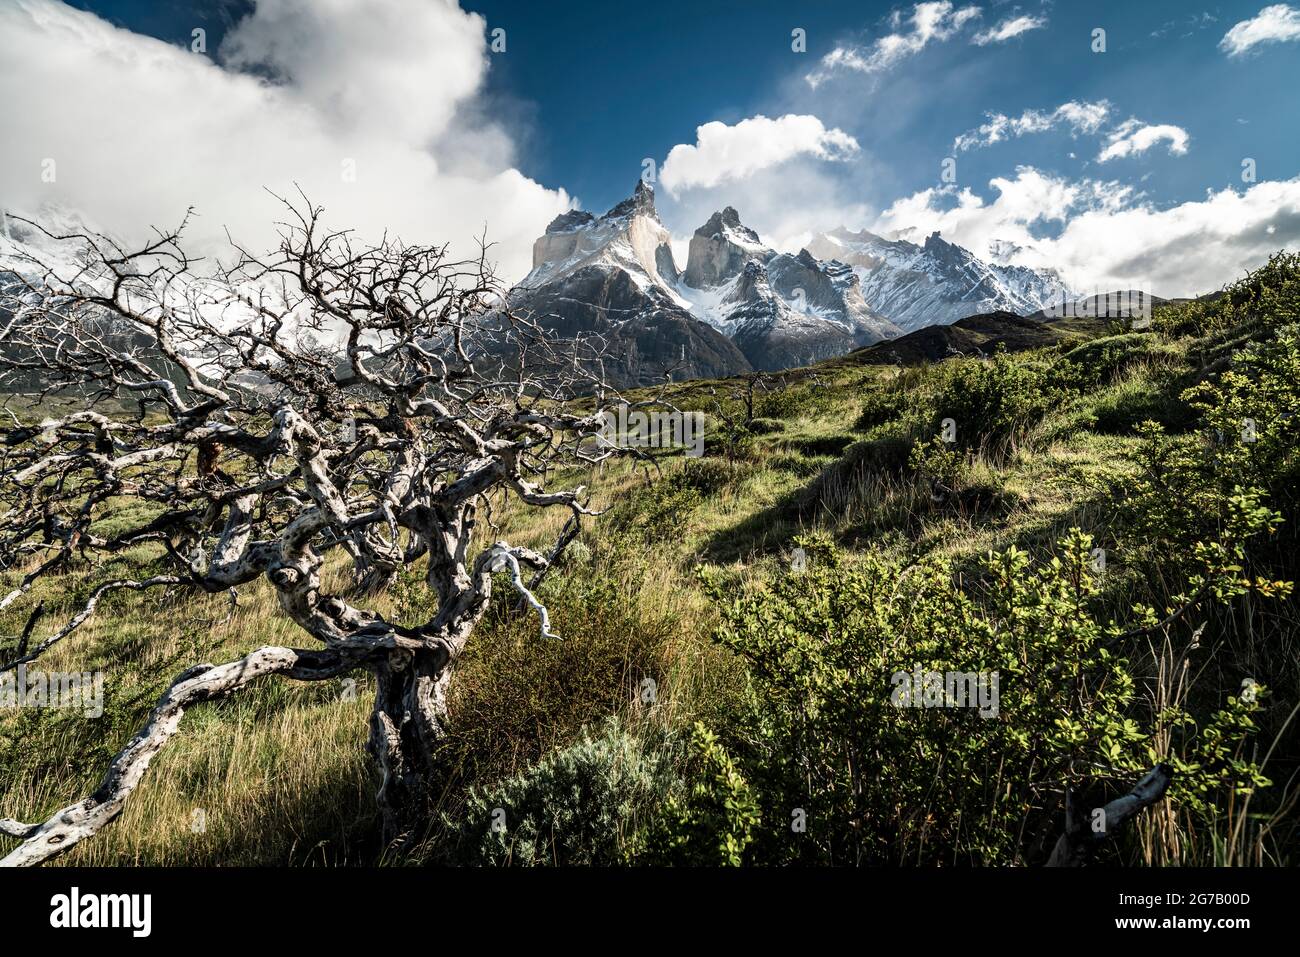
[507,182,752,386]
[681,207,767,288]
[804,227,1075,334]
[510,183,1078,383]
[674,206,899,370]
[3,189,1083,393]
[512,184,906,378]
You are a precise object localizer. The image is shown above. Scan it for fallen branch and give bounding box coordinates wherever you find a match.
[1047,763,1173,867]
[0,644,351,867]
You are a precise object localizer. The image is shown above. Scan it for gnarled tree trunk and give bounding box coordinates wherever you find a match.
[0,196,638,865]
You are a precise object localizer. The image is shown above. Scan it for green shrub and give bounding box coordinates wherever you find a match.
[754,384,837,420]
[642,722,760,866]
[696,530,1273,865]
[933,352,1068,452]
[908,436,967,492]
[1061,333,1181,388]
[854,389,906,431]
[1155,251,1300,339]
[1122,324,1300,555]
[438,720,680,866]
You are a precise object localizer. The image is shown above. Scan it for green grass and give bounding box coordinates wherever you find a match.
[3,291,1299,866]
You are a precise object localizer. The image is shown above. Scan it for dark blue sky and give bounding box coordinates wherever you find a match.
[22,0,1297,295]
[69,0,1300,218]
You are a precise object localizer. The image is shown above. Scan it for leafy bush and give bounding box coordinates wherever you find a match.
[907,436,966,492]
[696,531,1273,865]
[1185,325,1300,497]
[1155,251,1300,339]
[934,352,1068,452]
[438,720,679,866]
[1061,333,1176,387]
[642,722,760,866]
[854,389,906,431]
[1122,324,1300,555]
[754,383,838,420]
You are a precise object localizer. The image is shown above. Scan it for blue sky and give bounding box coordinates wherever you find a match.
[9,0,1300,294]
[70,0,1300,214]
[466,0,1299,218]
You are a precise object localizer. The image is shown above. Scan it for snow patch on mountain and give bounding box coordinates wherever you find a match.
[805,227,1075,332]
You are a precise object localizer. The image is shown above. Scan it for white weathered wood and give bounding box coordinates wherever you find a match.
[0,198,647,862]
[1,646,349,867]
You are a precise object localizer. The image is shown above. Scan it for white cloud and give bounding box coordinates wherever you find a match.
[661,159,875,259]
[1151,12,1219,39]
[874,167,1115,253]
[1097,119,1190,162]
[220,0,485,147]
[954,102,1190,164]
[953,100,1111,150]
[657,115,871,252]
[659,114,860,196]
[971,14,1047,45]
[873,167,1300,296]
[807,1,982,86]
[0,0,569,282]
[1220,3,1300,56]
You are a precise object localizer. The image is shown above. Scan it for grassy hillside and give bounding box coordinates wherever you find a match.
[3,255,1299,866]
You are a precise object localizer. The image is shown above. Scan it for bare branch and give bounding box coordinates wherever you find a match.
[0,194,645,857]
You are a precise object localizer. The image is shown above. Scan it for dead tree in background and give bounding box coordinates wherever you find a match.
[0,195,636,865]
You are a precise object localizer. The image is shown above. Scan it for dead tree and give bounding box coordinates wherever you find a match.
[1046,763,1174,866]
[0,195,635,864]
[707,371,779,463]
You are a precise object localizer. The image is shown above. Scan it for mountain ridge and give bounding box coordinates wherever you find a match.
[509,181,1077,382]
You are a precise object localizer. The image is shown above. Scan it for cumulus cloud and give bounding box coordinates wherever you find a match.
[873,167,1300,296]
[807,1,982,86]
[656,115,870,252]
[661,160,875,259]
[953,100,1111,150]
[971,14,1047,45]
[1220,3,1300,56]
[874,167,1118,252]
[0,0,569,281]
[659,114,860,196]
[1097,119,1191,162]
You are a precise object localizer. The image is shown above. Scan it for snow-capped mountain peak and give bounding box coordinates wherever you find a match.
[525,180,680,294]
[503,185,1077,384]
[683,206,772,289]
[674,208,899,369]
[804,227,1075,333]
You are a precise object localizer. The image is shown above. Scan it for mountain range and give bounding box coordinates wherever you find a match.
[2,187,1083,391]
[506,181,1077,385]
